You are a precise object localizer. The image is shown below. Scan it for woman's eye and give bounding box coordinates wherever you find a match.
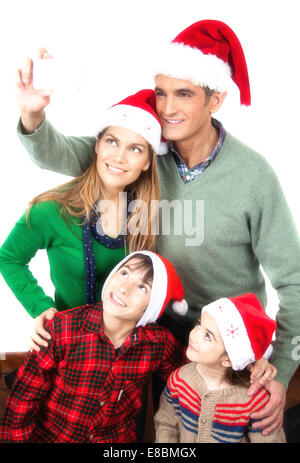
[120,270,128,277]
[129,146,142,153]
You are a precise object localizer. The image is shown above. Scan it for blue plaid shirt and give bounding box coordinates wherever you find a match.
[169,118,226,184]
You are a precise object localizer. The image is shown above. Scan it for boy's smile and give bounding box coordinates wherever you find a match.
[109,291,127,307]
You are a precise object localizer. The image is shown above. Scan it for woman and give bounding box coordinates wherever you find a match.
[0,54,166,352]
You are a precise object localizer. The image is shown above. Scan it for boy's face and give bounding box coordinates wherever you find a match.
[186,312,227,366]
[102,258,152,324]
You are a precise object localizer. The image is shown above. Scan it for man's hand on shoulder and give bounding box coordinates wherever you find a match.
[247,378,286,435]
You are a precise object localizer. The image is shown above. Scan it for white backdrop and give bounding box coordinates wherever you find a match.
[0,0,299,352]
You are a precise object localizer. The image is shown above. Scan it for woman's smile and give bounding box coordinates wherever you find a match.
[106,163,128,174]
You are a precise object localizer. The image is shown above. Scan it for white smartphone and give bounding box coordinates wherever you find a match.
[33,58,81,91]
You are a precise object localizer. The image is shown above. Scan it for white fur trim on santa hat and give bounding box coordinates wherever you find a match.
[101,251,168,328]
[154,42,232,92]
[97,104,163,154]
[135,251,168,327]
[202,298,256,370]
[263,344,273,360]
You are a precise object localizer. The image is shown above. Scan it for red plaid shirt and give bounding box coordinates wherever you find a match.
[0,303,186,443]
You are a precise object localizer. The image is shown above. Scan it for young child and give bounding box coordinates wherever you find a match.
[154,293,286,443]
[0,251,189,443]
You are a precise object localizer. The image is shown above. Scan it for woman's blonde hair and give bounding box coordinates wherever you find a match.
[26,129,160,253]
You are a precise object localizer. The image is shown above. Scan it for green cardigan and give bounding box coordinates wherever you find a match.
[15,118,300,388]
[0,200,125,318]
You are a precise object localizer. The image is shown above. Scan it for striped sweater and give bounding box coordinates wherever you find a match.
[154,363,285,443]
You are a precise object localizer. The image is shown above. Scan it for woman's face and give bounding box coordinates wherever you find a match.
[96,126,151,194]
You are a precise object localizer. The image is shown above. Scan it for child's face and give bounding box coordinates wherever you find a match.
[187,312,227,366]
[102,257,152,324]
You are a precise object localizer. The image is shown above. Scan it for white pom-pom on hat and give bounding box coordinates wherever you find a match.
[172,299,188,316]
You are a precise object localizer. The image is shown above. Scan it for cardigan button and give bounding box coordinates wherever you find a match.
[100,401,105,407]
[89,434,94,441]
[201,418,206,424]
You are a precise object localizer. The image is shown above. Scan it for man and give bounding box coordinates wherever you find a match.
[15,20,300,436]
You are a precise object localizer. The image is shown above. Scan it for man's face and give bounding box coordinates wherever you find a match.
[155,75,213,143]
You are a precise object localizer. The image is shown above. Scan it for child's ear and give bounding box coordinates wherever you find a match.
[221,355,232,368]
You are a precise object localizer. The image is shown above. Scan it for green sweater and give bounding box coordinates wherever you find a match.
[0,200,125,318]
[16,118,300,388]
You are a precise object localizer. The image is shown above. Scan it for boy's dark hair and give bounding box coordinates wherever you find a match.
[225,366,251,388]
[122,253,153,286]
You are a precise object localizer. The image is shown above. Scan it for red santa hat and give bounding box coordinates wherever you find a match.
[101,251,188,327]
[154,19,251,106]
[202,293,276,370]
[97,89,168,154]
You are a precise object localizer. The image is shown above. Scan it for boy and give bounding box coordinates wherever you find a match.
[0,251,188,443]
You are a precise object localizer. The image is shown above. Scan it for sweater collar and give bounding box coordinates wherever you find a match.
[191,362,247,397]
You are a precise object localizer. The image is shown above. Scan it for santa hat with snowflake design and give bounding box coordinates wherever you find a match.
[154,19,251,105]
[202,293,276,370]
[101,251,188,327]
[97,89,168,154]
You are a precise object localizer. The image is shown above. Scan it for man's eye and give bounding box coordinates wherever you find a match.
[180,92,190,98]
[106,138,117,145]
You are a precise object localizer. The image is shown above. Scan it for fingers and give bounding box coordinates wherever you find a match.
[31,328,50,348]
[252,366,277,387]
[250,362,265,383]
[21,57,34,85]
[37,47,53,59]
[249,358,277,387]
[45,308,58,320]
[251,409,283,435]
[16,69,24,89]
[259,366,277,386]
[29,308,57,352]
[247,378,261,396]
[29,338,42,353]
[260,416,284,435]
